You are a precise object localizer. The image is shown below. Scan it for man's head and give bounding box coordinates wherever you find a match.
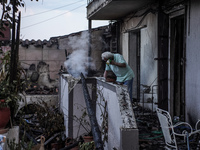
[101,52,114,61]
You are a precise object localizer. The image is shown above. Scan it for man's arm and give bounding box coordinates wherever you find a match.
[104,70,116,82]
[111,60,126,67]
[103,70,108,78]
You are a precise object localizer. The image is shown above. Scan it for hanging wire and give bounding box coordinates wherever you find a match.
[22,0,83,18]
[21,3,86,30]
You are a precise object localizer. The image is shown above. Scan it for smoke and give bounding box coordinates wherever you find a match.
[64,31,95,78]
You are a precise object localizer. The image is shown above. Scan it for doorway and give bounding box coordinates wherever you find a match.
[129,31,140,102]
[170,14,186,119]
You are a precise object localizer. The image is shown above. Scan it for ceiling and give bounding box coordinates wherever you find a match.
[87,0,156,20]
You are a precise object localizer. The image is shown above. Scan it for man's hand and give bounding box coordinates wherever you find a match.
[106,59,112,65]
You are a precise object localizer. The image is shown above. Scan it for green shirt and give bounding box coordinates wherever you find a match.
[105,54,134,82]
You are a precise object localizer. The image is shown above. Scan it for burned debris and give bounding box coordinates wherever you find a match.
[133,106,165,150]
[14,101,66,150]
[134,105,200,150]
[80,73,104,150]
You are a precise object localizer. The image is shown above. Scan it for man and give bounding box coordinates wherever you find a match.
[101,51,135,103]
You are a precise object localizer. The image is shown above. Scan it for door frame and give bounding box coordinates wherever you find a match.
[128,30,141,102]
[168,9,186,119]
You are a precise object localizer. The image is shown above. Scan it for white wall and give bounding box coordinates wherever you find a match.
[140,14,158,87]
[96,81,124,149]
[59,74,70,137]
[59,74,139,150]
[96,79,138,150]
[122,33,129,62]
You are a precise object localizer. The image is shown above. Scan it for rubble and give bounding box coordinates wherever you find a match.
[133,105,165,149]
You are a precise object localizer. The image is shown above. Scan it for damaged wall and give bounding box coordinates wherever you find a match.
[19,26,108,82]
[119,0,200,122]
[121,11,158,110]
[185,0,200,123]
[19,44,66,80]
[96,78,138,150]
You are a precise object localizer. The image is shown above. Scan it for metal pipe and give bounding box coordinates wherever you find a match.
[14,12,21,79]
[152,85,158,115]
[88,19,92,76]
[10,0,16,83]
[80,73,104,150]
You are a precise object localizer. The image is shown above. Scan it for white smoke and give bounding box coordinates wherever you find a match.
[64,31,95,78]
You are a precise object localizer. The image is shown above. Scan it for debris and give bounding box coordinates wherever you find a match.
[133,105,166,149]
[133,105,200,149]
[15,101,66,150]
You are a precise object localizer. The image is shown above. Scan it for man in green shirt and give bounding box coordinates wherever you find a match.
[101,52,135,103]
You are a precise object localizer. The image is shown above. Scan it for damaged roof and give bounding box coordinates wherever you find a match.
[20,39,58,48]
[20,25,108,48]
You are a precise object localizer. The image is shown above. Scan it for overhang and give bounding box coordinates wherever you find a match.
[87,0,156,20]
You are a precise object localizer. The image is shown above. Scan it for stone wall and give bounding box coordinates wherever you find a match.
[19,44,66,80]
[19,26,108,80]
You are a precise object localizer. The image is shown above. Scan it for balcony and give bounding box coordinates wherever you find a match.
[87,0,156,20]
[59,74,139,149]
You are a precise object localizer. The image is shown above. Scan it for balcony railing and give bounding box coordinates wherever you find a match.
[59,74,138,149]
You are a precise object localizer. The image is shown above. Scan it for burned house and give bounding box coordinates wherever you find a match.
[87,0,200,124]
[55,0,200,149]
[3,0,200,149]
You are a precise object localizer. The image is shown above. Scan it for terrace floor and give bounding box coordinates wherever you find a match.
[133,105,200,150]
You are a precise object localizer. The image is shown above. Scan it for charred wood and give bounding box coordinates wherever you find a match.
[80,73,104,150]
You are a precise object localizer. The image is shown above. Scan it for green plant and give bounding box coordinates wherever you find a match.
[0,0,39,126]
[0,0,38,27]
[0,48,25,118]
[79,141,95,150]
